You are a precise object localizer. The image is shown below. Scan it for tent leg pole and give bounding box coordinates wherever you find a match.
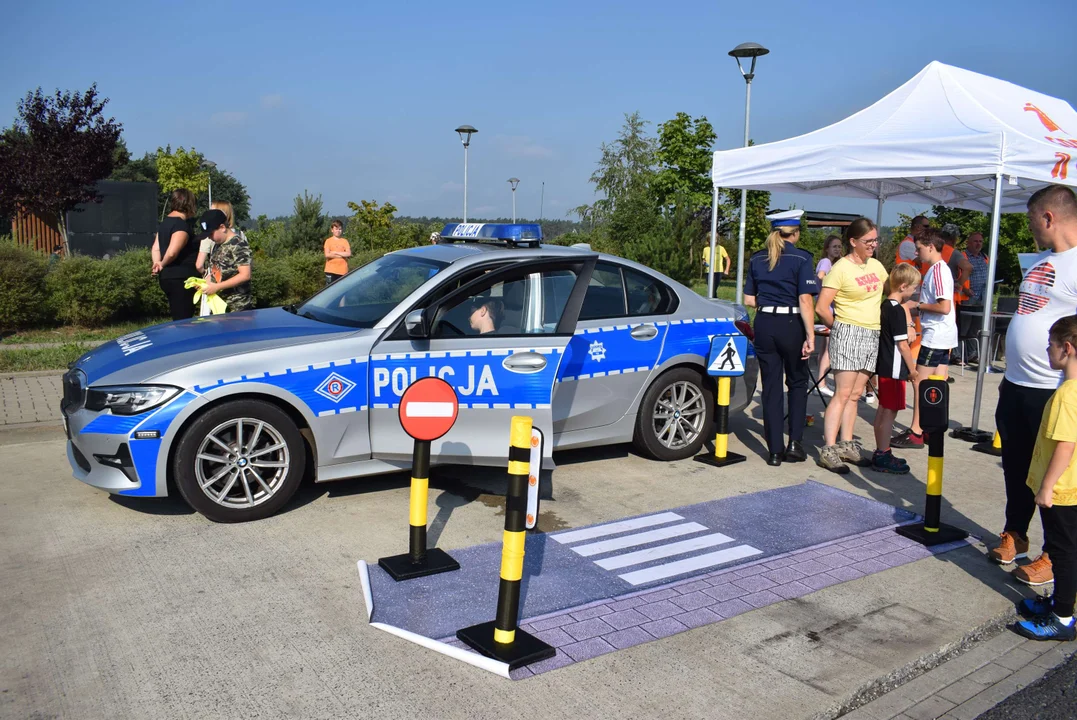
[875,196,884,230]
[708,185,719,299]
[955,172,1004,443]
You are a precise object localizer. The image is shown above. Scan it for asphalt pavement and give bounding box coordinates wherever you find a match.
[1,368,1073,719]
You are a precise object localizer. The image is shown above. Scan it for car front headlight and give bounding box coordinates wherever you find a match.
[85,385,181,416]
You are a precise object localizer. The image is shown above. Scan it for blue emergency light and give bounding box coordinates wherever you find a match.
[438,223,543,247]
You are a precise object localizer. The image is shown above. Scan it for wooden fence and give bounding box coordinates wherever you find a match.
[11,210,65,255]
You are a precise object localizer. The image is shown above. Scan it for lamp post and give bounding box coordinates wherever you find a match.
[728,42,768,305]
[455,125,478,222]
[507,178,520,223]
[202,160,217,207]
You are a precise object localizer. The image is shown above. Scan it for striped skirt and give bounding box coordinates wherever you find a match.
[829,320,880,373]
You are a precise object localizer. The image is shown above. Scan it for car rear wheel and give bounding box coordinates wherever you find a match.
[173,399,306,523]
[633,367,713,461]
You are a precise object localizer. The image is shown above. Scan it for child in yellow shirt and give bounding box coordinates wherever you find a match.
[1014,315,1077,641]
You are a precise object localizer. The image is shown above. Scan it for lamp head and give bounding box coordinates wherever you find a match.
[508,177,520,190]
[455,125,478,147]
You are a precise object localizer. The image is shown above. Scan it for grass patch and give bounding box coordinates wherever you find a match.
[1,319,166,346]
[0,344,89,373]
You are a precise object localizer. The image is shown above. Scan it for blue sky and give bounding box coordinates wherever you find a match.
[2,0,1074,224]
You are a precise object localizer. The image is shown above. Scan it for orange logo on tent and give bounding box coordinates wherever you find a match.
[1025,103,1065,133]
[1052,153,1071,180]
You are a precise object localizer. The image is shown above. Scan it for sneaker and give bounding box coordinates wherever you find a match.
[816,444,849,475]
[871,449,910,474]
[861,392,877,405]
[1014,553,1054,586]
[1017,595,1054,619]
[818,385,834,397]
[988,531,1029,565]
[1013,613,1077,642]
[891,429,925,449]
[836,440,869,466]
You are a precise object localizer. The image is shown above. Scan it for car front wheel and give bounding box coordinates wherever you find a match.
[633,367,713,461]
[172,399,306,523]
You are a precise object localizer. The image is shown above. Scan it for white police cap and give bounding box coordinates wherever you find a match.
[766,209,804,228]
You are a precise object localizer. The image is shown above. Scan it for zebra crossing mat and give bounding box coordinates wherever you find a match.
[356,481,973,678]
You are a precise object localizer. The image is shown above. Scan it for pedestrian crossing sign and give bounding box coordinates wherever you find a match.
[706,335,746,377]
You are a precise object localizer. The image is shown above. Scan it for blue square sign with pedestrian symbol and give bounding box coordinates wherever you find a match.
[707,335,747,377]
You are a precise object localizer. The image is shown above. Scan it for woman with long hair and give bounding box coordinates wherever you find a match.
[743,209,818,466]
[151,188,199,321]
[813,218,887,473]
[814,235,843,396]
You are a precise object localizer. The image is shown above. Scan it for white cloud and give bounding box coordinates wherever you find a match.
[260,94,283,109]
[209,111,247,127]
[493,135,553,158]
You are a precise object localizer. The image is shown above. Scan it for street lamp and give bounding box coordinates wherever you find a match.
[201,160,217,206]
[455,125,478,222]
[728,42,769,305]
[507,177,520,223]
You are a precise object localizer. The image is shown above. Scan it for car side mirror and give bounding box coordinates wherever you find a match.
[405,309,428,338]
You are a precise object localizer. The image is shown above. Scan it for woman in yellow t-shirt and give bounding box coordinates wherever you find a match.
[813,218,888,473]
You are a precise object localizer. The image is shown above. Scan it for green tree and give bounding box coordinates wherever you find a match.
[287,191,329,252]
[202,166,251,222]
[653,112,716,212]
[623,197,699,286]
[156,146,208,213]
[0,84,123,251]
[346,199,398,251]
[590,111,657,219]
[930,205,1034,290]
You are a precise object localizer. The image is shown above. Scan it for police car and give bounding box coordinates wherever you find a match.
[61,223,758,522]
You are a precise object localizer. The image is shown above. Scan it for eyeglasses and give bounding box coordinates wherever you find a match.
[857,238,880,246]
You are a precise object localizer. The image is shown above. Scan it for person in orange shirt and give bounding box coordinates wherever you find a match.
[324,220,352,285]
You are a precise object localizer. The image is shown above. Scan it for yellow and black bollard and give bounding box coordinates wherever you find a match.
[457,416,555,669]
[896,376,969,546]
[972,430,1002,457]
[694,376,746,467]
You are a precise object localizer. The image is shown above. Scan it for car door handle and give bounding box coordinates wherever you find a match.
[630,324,658,340]
[503,352,548,374]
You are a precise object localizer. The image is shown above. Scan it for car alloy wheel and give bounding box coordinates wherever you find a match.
[651,380,706,451]
[195,417,291,509]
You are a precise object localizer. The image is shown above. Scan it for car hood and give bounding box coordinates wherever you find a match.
[72,308,354,384]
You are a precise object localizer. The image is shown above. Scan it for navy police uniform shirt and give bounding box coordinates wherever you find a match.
[745,242,819,307]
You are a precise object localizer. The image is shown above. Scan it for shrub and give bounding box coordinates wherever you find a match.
[46,255,135,327]
[283,250,326,304]
[110,248,170,318]
[252,255,290,308]
[0,239,50,332]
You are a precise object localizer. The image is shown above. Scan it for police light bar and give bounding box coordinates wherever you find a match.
[439,223,543,247]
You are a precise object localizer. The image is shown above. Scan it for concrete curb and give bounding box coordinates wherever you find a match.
[0,340,105,351]
[1,370,66,379]
[812,608,1018,720]
[0,420,63,432]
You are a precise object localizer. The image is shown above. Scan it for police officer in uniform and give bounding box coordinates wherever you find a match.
[744,209,818,466]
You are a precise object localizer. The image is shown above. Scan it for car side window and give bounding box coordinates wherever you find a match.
[624,268,677,316]
[579,261,627,320]
[432,266,580,338]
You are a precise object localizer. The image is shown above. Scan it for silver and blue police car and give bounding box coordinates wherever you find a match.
[61,223,758,522]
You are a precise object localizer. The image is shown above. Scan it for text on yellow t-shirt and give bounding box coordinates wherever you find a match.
[822,257,887,331]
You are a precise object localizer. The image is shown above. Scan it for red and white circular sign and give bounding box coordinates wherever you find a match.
[398,377,459,441]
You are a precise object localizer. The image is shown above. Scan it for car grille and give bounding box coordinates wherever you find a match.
[62,370,86,413]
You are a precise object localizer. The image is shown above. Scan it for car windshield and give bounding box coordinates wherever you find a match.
[297,253,448,328]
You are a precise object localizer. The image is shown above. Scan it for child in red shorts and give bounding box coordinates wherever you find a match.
[872,264,922,474]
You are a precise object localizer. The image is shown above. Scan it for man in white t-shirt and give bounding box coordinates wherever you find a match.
[893,228,957,448]
[988,185,1077,587]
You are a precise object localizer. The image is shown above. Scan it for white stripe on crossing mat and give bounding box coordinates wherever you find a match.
[595,532,735,570]
[618,544,763,586]
[550,512,684,545]
[571,523,708,557]
[404,402,455,417]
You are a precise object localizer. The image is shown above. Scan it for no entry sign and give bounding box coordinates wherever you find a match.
[399,377,460,441]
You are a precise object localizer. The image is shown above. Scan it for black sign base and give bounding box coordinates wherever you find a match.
[456,621,556,670]
[693,451,747,468]
[378,548,460,581]
[950,427,992,444]
[971,441,1002,457]
[895,522,969,547]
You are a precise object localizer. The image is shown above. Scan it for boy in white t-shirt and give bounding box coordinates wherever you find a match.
[893,228,957,449]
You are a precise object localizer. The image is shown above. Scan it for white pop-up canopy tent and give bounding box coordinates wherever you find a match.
[708,60,1077,439]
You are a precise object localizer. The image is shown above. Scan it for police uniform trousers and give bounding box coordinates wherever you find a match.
[753,312,809,455]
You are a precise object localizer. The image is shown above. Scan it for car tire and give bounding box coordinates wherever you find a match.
[633,367,714,461]
[172,399,306,523]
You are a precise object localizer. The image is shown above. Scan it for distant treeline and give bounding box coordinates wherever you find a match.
[247,214,585,241]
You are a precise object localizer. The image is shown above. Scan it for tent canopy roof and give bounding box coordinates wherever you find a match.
[711,61,1077,213]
